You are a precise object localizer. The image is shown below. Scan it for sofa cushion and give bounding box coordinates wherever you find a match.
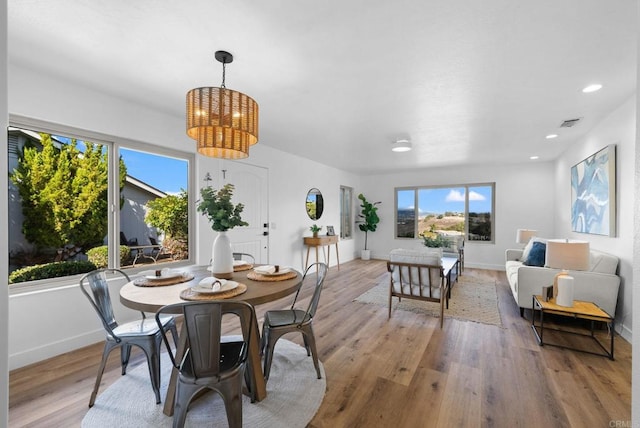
[505,260,522,292]
[523,241,546,267]
[589,250,618,274]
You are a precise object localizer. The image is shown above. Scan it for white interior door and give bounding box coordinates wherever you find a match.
[219,162,269,263]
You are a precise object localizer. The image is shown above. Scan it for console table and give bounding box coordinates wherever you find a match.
[304,235,339,270]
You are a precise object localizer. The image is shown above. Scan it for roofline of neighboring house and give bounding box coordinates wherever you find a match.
[125,175,166,198]
[10,126,167,198]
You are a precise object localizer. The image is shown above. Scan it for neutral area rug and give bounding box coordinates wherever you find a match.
[82,339,325,428]
[355,275,503,327]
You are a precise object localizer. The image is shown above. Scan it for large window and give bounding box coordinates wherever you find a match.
[339,185,353,239]
[8,122,192,287]
[395,183,494,242]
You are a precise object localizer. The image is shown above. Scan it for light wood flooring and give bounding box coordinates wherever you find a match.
[9,260,631,427]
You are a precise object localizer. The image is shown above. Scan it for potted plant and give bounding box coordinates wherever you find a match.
[197,183,248,278]
[310,224,322,238]
[357,193,381,260]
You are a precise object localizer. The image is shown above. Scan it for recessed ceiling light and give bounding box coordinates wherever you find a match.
[582,84,602,93]
[391,139,412,152]
[529,156,539,160]
[546,134,558,139]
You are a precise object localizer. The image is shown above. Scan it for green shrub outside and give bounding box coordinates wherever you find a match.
[421,234,450,248]
[87,245,130,268]
[9,260,97,284]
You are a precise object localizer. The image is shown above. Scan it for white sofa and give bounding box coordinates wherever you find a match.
[505,248,620,317]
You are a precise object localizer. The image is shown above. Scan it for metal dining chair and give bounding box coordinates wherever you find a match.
[260,262,328,381]
[156,301,256,428]
[79,268,178,407]
[233,252,255,264]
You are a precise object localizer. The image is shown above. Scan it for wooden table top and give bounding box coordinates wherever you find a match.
[533,295,612,320]
[120,265,303,313]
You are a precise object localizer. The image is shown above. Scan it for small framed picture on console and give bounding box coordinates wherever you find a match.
[326,225,335,236]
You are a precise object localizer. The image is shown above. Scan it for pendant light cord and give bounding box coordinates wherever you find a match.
[221,61,227,89]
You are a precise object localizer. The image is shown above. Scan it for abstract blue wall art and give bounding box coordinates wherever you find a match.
[571,145,616,236]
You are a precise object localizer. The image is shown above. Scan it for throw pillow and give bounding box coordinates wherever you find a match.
[521,237,546,262]
[524,241,546,267]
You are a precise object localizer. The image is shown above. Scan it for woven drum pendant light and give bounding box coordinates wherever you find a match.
[186,51,259,159]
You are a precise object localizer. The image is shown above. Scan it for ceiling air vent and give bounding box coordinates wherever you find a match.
[560,118,582,128]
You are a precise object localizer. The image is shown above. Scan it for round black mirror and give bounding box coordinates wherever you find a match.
[306,188,324,220]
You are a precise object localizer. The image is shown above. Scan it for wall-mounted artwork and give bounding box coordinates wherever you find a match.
[571,144,616,236]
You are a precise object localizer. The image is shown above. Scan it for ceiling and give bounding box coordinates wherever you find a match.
[8,1,637,174]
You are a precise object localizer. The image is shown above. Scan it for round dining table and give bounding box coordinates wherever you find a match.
[119,264,303,416]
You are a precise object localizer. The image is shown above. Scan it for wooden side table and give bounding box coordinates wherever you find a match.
[304,235,339,270]
[531,295,614,360]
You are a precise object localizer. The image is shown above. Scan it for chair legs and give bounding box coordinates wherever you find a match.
[88,334,163,407]
[120,344,132,375]
[89,340,118,407]
[172,370,245,428]
[262,324,322,381]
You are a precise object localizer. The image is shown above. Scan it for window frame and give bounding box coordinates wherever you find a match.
[8,115,196,294]
[394,182,495,243]
[339,185,353,240]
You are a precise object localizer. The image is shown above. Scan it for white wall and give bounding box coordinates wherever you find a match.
[357,162,556,270]
[6,63,360,369]
[1,1,10,424]
[633,14,640,420]
[553,96,636,341]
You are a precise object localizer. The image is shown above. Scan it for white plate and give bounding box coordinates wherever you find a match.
[192,280,238,295]
[254,266,292,276]
[142,270,183,280]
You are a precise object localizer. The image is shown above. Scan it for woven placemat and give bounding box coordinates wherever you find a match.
[134,273,194,287]
[180,283,247,301]
[234,263,253,272]
[246,270,298,282]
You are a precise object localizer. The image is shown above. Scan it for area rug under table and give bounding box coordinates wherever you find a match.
[82,339,325,428]
[354,275,503,327]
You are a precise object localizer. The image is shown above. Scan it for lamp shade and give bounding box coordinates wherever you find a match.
[516,229,537,244]
[186,87,259,159]
[545,239,590,270]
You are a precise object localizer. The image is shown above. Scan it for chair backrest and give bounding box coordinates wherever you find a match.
[233,252,255,264]
[80,269,131,337]
[387,261,444,298]
[119,231,138,246]
[157,301,255,378]
[291,263,328,320]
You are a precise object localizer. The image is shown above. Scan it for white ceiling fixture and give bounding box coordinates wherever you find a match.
[582,84,603,93]
[529,156,539,160]
[546,134,558,139]
[391,139,412,152]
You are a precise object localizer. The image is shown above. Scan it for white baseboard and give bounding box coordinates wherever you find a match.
[9,329,103,371]
[617,322,632,343]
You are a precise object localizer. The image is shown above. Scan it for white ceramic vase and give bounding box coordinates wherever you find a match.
[361,249,371,260]
[211,231,234,279]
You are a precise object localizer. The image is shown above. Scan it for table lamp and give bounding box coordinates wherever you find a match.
[545,239,590,307]
[516,229,537,246]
